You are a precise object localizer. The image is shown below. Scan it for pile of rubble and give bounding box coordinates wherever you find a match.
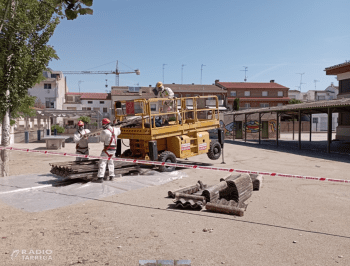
[168,173,262,216]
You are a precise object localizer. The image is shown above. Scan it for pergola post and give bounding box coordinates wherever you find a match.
[298,110,302,150]
[232,114,235,141]
[292,114,295,140]
[276,112,279,147]
[244,114,247,143]
[259,113,262,144]
[327,108,332,153]
[309,114,312,142]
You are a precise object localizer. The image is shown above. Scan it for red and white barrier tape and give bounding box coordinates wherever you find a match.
[0,146,349,184]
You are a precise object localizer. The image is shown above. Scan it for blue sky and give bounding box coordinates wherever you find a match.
[48,0,350,93]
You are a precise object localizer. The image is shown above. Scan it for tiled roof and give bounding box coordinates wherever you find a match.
[164,84,225,93]
[325,61,350,71]
[66,92,110,100]
[218,82,289,89]
[228,97,290,101]
[226,97,350,115]
[111,86,157,98]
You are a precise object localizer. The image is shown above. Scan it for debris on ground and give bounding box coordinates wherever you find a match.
[168,173,263,216]
[49,160,140,180]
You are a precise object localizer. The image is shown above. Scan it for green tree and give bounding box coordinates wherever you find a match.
[78,116,91,124]
[288,99,303,104]
[233,98,240,111]
[0,0,94,177]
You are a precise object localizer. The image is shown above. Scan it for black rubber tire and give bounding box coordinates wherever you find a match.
[207,141,222,160]
[158,151,177,172]
[122,149,132,157]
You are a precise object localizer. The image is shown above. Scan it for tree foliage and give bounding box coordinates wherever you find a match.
[0,0,94,123]
[54,0,93,20]
[288,99,303,104]
[0,0,60,122]
[78,116,90,124]
[233,98,240,111]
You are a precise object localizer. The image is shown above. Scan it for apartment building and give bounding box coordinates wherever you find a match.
[63,92,111,126]
[325,61,350,140]
[216,80,290,110]
[27,69,67,125]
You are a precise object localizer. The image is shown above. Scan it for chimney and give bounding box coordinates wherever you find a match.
[192,83,194,85]
[215,79,220,85]
[270,80,275,83]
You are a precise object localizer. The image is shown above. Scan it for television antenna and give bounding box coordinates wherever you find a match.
[181,64,186,84]
[296,73,306,91]
[162,64,167,84]
[314,80,319,90]
[78,80,84,93]
[241,66,248,82]
[201,64,206,85]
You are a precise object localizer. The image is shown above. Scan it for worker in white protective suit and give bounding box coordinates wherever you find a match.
[156,81,175,98]
[74,120,90,161]
[95,118,121,183]
[156,81,181,124]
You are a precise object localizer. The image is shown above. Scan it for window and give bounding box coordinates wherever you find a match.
[100,101,105,104]
[44,83,51,89]
[185,94,191,97]
[277,103,283,106]
[260,103,269,107]
[51,74,60,79]
[290,95,296,99]
[66,96,73,102]
[93,107,100,111]
[174,94,180,98]
[339,78,350,94]
[318,96,325,101]
[87,107,91,111]
[88,101,93,104]
[230,91,236,97]
[244,91,250,96]
[278,91,283,96]
[262,91,268,96]
[150,104,157,112]
[103,107,108,113]
[45,98,55,108]
[244,103,250,108]
[313,118,318,123]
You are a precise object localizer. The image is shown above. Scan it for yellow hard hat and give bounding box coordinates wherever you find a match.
[156,81,163,88]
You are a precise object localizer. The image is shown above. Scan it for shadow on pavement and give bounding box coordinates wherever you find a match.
[226,139,350,163]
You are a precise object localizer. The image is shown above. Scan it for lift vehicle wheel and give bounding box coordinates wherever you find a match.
[158,151,177,172]
[207,141,222,160]
[122,149,132,157]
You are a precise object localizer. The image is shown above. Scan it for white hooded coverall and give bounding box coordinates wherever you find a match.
[74,128,91,161]
[97,126,121,178]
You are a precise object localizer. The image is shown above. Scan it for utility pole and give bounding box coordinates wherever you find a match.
[78,80,84,93]
[162,64,167,84]
[181,64,186,84]
[241,66,248,82]
[296,73,306,91]
[314,80,319,90]
[201,64,206,85]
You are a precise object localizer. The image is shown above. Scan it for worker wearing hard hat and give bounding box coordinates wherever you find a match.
[156,82,182,123]
[95,118,121,183]
[74,120,91,161]
[156,82,175,98]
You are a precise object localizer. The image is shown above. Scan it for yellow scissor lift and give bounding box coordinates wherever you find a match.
[115,96,222,171]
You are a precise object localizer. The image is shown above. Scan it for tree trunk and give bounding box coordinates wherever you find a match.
[1,90,11,177]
